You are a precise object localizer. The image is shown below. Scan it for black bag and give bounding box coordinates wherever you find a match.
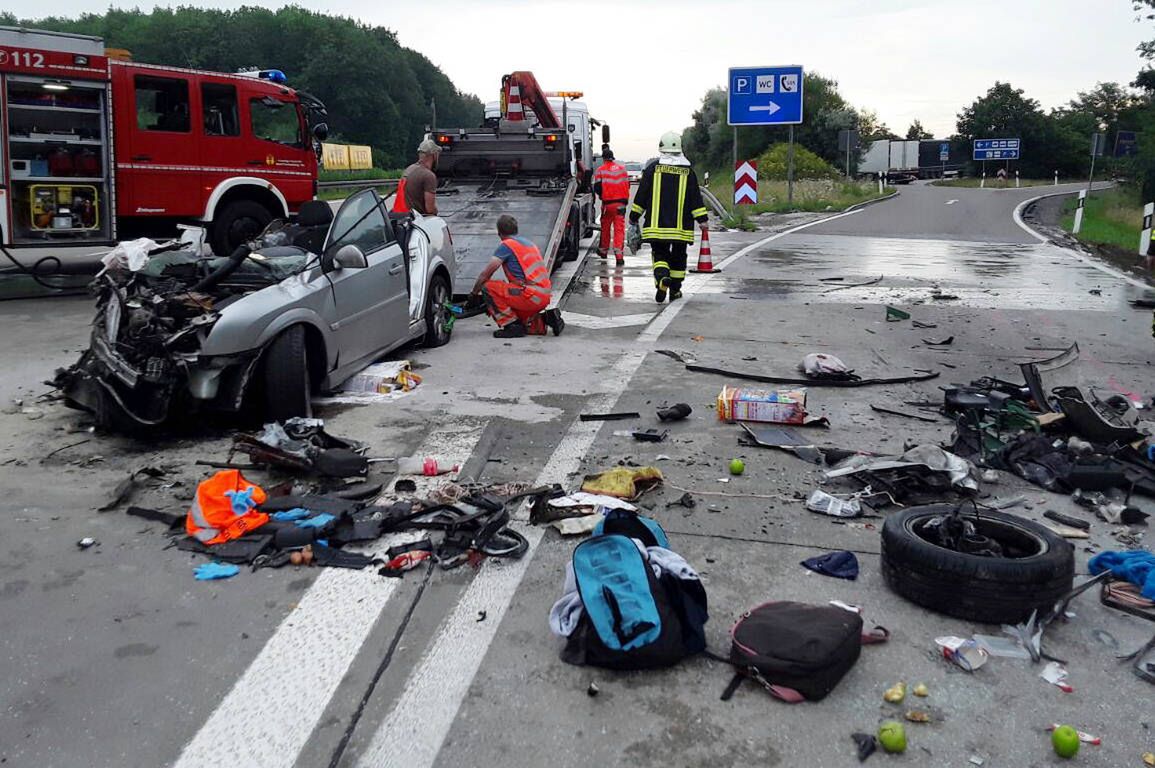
[721,601,887,702]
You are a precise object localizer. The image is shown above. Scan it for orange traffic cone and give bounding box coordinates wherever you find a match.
[691,228,719,273]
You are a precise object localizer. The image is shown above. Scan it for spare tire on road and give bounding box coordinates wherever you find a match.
[880,504,1074,625]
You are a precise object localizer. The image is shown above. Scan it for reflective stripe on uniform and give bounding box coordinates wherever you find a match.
[188,499,221,542]
[501,238,551,290]
[691,206,708,219]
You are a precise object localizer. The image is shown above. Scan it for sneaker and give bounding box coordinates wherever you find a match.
[655,287,667,303]
[544,308,566,337]
[493,322,527,338]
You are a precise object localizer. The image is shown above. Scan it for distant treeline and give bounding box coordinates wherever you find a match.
[2,6,484,168]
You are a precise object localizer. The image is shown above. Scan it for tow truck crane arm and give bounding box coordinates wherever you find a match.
[500,71,561,128]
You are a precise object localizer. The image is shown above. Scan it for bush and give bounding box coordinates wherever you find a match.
[757,143,840,181]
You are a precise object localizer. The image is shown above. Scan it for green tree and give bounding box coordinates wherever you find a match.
[956,82,1054,176]
[757,143,840,180]
[683,73,865,170]
[905,120,933,140]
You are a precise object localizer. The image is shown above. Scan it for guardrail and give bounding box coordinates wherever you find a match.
[316,178,400,192]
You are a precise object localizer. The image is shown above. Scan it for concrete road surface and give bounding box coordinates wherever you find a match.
[2,182,1154,768]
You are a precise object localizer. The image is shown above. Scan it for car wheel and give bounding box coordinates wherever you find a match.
[263,326,312,422]
[880,504,1074,624]
[423,273,452,348]
[211,200,273,256]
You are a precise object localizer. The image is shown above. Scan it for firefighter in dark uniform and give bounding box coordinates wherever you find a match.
[628,131,709,303]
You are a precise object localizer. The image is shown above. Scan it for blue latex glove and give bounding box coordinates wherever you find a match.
[194,562,240,581]
[272,507,311,522]
[224,488,258,516]
[295,513,336,529]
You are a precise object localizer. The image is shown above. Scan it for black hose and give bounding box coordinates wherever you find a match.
[0,242,83,291]
[190,244,252,293]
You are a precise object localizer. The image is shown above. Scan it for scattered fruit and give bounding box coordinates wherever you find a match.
[729,458,745,475]
[883,681,907,703]
[301,545,314,566]
[1142,751,1155,766]
[289,551,303,566]
[905,710,931,723]
[913,683,929,697]
[877,720,907,753]
[1052,725,1080,759]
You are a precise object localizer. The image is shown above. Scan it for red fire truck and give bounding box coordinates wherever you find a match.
[0,26,327,254]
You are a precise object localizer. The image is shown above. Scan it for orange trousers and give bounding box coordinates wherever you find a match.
[483,281,550,334]
[598,203,626,257]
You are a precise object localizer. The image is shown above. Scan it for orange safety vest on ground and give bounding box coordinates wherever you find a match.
[594,161,630,205]
[392,177,411,213]
[501,237,551,291]
[186,469,269,545]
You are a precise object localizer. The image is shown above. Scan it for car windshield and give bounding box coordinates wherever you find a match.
[625,162,642,171]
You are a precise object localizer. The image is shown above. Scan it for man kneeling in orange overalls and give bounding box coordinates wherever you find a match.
[470,214,565,338]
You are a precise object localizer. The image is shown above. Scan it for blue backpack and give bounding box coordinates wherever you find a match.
[562,510,708,670]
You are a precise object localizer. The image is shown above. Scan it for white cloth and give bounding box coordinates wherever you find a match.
[657,152,690,167]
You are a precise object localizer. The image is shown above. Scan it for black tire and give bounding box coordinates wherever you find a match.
[561,206,582,262]
[880,504,1074,625]
[263,326,312,422]
[211,199,274,256]
[423,273,452,348]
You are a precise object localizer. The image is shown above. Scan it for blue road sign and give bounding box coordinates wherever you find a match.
[973,138,1021,161]
[939,143,950,162]
[728,66,804,126]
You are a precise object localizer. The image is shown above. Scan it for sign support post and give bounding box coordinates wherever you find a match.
[787,124,795,206]
[1140,202,1153,258]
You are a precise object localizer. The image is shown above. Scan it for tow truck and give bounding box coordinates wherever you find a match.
[430,71,609,291]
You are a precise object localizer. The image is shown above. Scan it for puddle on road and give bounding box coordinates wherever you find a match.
[570,235,1155,311]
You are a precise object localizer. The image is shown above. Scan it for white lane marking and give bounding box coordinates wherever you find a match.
[562,311,656,329]
[945,199,958,205]
[172,423,485,768]
[1013,194,1152,290]
[354,209,857,768]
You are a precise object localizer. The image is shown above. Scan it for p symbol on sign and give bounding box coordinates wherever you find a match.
[734,76,751,94]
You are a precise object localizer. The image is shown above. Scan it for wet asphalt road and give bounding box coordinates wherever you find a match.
[2,181,1154,768]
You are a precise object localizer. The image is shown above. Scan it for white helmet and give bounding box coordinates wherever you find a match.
[659,131,683,154]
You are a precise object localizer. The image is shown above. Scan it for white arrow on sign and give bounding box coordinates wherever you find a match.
[734,182,757,204]
[748,101,781,116]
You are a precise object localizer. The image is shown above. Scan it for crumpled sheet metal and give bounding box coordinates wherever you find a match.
[824,444,978,492]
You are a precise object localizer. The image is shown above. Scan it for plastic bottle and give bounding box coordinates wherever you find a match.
[397,456,458,476]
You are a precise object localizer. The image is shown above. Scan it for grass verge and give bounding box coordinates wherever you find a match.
[931,177,1062,188]
[1060,186,1143,252]
[706,170,894,215]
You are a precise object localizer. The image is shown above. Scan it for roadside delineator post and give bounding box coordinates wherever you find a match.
[877,172,883,195]
[1015,170,1020,189]
[980,171,986,189]
[692,228,718,273]
[1073,189,1087,235]
[1140,202,1153,268]
[1054,171,1059,186]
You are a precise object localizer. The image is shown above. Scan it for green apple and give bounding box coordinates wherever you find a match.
[729,458,745,475]
[1051,725,1079,759]
[878,720,906,754]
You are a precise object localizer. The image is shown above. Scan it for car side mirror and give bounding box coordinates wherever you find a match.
[333,244,368,270]
[313,122,329,141]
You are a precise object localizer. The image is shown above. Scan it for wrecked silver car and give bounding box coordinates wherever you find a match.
[57,190,455,430]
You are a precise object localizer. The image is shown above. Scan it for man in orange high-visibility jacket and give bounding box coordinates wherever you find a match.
[470,214,565,339]
[593,148,631,264]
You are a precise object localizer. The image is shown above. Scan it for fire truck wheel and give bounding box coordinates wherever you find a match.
[212,200,274,255]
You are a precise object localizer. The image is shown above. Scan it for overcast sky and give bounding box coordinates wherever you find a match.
[7,0,1152,161]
